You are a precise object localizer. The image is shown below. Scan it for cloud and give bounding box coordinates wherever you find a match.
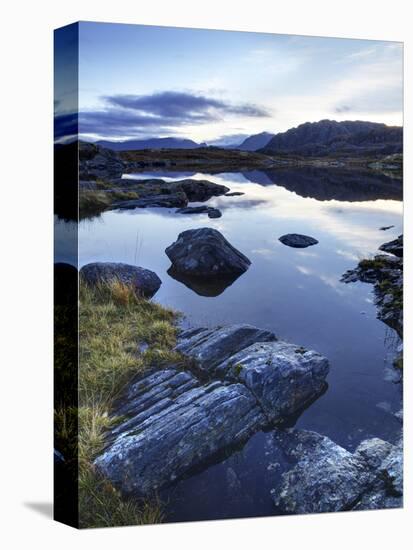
[54,112,78,141]
[79,91,270,138]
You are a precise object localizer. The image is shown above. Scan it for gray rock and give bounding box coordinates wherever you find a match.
[379,234,403,257]
[173,179,229,202]
[176,205,222,218]
[175,324,277,374]
[94,368,265,496]
[271,431,402,514]
[379,225,395,231]
[216,340,329,421]
[80,262,161,298]
[279,234,319,248]
[94,323,330,498]
[111,192,188,209]
[165,228,251,277]
[225,191,245,196]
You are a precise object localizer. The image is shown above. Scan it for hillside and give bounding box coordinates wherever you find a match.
[261,120,402,157]
[96,137,206,150]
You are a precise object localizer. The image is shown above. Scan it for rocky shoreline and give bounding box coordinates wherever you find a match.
[342,235,403,340]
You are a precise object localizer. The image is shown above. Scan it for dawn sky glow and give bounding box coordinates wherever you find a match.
[56,22,403,143]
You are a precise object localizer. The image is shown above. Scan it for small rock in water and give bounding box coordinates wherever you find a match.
[225,191,245,196]
[380,225,395,231]
[279,233,319,248]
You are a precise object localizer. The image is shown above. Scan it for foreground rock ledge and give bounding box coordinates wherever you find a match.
[94,324,329,496]
[80,262,162,298]
[166,228,251,277]
[271,430,403,513]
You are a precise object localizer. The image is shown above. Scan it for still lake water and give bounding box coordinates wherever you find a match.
[59,169,403,521]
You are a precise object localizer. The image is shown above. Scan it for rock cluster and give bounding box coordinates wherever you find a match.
[271,430,403,513]
[94,324,329,496]
[342,236,403,337]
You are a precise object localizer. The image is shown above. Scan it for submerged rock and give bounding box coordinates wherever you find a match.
[271,430,402,514]
[176,205,222,218]
[225,191,245,196]
[279,234,319,248]
[80,262,161,298]
[165,228,251,277]
[94,323,329,497]
[379,234,403,257]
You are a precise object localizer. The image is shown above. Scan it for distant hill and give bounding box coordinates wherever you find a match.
[261,120,402,157]
[237,132,275,151]
[96,137,207,151]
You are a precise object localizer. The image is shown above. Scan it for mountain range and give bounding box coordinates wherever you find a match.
[96,137,207,150]
[94,120,402,157]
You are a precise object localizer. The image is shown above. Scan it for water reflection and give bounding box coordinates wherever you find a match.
[167,266,243,297]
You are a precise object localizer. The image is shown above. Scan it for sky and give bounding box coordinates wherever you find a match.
[55,22,403,144]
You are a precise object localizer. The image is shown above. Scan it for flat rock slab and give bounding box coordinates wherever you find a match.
[80,262,161,298]
[173,179,230,202]
[95,368,265,496]
[271,430,402,514]
[279,233,319,248]
[176,206,222,218]
[166,228,251,277]
[94,323,330,497]
[111,192,188,209]
[216,340,329,420]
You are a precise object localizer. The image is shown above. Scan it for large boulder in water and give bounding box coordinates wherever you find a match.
[80,262,161,298]
[279,233,319,248]
[165,228,251,277]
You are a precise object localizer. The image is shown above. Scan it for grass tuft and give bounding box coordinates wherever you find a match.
[56,278,181,528]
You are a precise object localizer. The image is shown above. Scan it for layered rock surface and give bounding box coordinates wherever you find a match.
[94,324,329,496]
[271,430,403,513]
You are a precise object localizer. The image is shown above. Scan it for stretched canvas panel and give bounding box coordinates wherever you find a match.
[54,21,403,528]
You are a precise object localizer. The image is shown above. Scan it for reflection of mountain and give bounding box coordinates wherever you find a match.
[242,167,403,202]
[167,267,242,297]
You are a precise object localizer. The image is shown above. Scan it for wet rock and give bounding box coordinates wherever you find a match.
[173,179,229,202]
[216,340,329,420]
[94,368,265,496]
[342,251,403,337]
[271,431,402,514]
[379,225,395,231]
[379,234,403,257]
[111,192,188,209]
[95,323,330,498]
[225,191,245,196]
[166,228,251,277]
[176,205,222,218]
[80,262,161,298]
[175,324,277,374]
[279,234,319,248]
